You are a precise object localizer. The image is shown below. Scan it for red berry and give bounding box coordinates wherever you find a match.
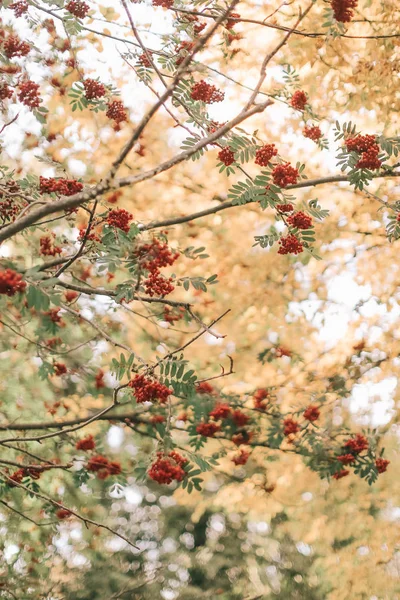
[375,458,389,473]
[106,100,127,123]
[152,0,174,7]
[218,147,235,166]
[83,79,106,100]
[209,403,231,420]
[0,269,26,296]
[196,422,221,438]
[18,80,41,109]
[128,374,172,403]
[76,435,95,451]
[331,0,358,23]
[333,469,350,480]
[283,418,300,436]
[107,208,133,233]
[278,234,303,255]
[232,449,250,465]
[4,35,30,58]
[255,144,277,166]
[190,80,224,104]
[287,211,313,230]
[290,90,307,111]
[303,125,322,141]
[66,1,90,18]
[272,163,299,188]
[303,405,320,422]
[148,451,187,484]
[343,434,368,454]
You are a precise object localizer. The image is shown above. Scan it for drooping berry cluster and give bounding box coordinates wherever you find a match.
[106,100,127,123]
[345,134,382,169]
[232,449,250,465]
[253,388,270,410]
[9,1,28,17]
[144,271,175,297]
[375,458,390,473]
[283,417,300,436]
[138,52,153,68]
[40,176,83,196]
[3,35,30,58]
[148,451,187,484]
[278,234,303,255]
[355,148,382,170]
[64,291,78,302]
[194,22,207,35]
[343,433,368,454]
[107,208,133,233]
[0,269,26,296]
[195,382,215,395]
[163,306,185,323]
[331,0,358,22]
[287,211,313,230]
[18,80,41,108]
[56,509,72,520]
[290,90,307,111]
[276,203,294,213]
[190,80,224,104]
[152,0,174,8]
[76,435,96,450]
[255,144,277,166]
[44,308,65,325]
[272,163,299,188]
[303,405,320,421]
[137,238,179,271]
[54,362,67,376]
[196,422,221,437]
[128,374,172,403]
[218,147,235,166]
[40,235,62,256]
[0,82,13,101]
[86,455,121,479]
[303,125,322,141]
[209,403,231,420]
[66,1,90,18]
[83,79,106,100]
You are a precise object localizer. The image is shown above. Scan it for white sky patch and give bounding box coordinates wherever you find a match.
[347,377,397,427]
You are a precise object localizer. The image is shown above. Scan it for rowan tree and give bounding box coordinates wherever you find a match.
[0,0,400,597]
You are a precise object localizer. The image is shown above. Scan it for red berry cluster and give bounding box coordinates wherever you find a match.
[107,208,133,233]
[253,388,270,410]
[376,458,389,473]
[232,409,250,427]
[128,374,172,403]
[151,414,165,425]
[194,22,207,35]
[343,433,368,454]
[83,79,106,100]
[45,308,64,325]
[138,238,179,271]
[106,100,127,123]
[218,147,235,166]
[303,125,322,141]
[163,306,185,323]
[66,1,90,18]
[78,226,100,242]
[345,134,381,170]
[336,453,355,465]
[278,234,303,255]
[208,121,226,134]
[54,362,67,376]
[9,1,28,17]
[148,451,187,484]
[64,291,78,302]
[196,422,221,437]
[272,163,299,188]
[152,0,174,8]
[175,41,195,66]
[0,82,13,101]
[275,346,292,358]
[76,435,96,451]
[290,90,307,111]
[333,469,349,480]
[8,466,45,486]
[86,455,121,479]
[0,269,26,296]
[232,431,253,446]
[331,0,358,23]
[283,418,300,436]
[40,235,62,256]
[3,35,30,58]
[355,148,382,170]
[232,449,250,465]
[209,403,231,420]
[287,211,313,230]
[303,405,320,422]
[95,369,105,389]
[138,52,153,68]
[196,382,215,395]
[56,508,72,520]
[276,203,294,213]
[144,271,175,297]
[226,12,240,29]
[39,176,83,196]
[18,80,41,109]
[255,144,277,166]
[190,80,224,104]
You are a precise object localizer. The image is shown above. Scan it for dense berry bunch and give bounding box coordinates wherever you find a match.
[107,208,133,233]
[0,82,13,101]
[232,409,250,427]
[128,374,172,403]
[40,177,83,196]
[345,134,377,153]
[343,433,368,454]
[138,239,179,271]
[376,458,389,473]
[303,125,322,141]
[226,12,240,29]
[144,271,175,297]
[3,35,30,58]
[209,403,231,420]
[303,405,320,421]
[0,269,26,296]
[196,422,221,437]
[333,469,349,480]
[163,306,185,323]
[152,0,174,7]
[290,90,307,111]
[9,1,28,17]
[66,1,90,18]
[76,435,95,451]
[253,388,270,410]
[190,80,224,104]
[106,100,127,123]
[272,163,299,187]
[87,455,121,479]
[64,291,78,302]
[83,79,106,99]
[278,234,303,255]
[276,203,294,213]
[53,362,67,376]
[138,52,153,68]
[255,144,277,166]
[355,147,382,170]
[218,147,235,166]
[18,81,41,108]
[45,308,64,325]
[194,22,207,35]
[40,235,62,256]
[287,211,313,230]
[331,0,358,22]
[232,449,250,465]
[196,382,215,395]
[283,418,300,436]
[148,452,187,484]
[336,454,356,465]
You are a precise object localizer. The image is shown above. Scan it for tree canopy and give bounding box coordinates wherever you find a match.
[1,0,400,598]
